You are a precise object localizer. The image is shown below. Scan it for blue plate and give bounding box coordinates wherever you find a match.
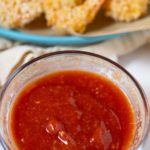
[0,28,125,46]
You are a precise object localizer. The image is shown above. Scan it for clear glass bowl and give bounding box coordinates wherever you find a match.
[0,51,149,150]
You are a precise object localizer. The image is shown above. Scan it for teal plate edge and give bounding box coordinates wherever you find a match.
[0,28,126,46]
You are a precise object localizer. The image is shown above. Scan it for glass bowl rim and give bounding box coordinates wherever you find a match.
[0,50,149,150]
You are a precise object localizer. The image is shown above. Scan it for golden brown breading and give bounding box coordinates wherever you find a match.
[44,0,105,33]
[0,0,43,28]
[103,0,149,22]
[51,0,84,7]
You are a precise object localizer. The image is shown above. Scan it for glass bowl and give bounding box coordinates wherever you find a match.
[0,51,149,150]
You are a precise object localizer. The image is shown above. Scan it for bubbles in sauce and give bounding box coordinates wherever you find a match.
[45,118,64,135]
[90,121,112,150]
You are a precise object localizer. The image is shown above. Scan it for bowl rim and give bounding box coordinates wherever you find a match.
[0,50,149,149]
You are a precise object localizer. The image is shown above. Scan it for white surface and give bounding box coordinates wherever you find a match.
[119,43,150,150]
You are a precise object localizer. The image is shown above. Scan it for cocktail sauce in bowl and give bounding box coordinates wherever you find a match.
[0,51,149,150]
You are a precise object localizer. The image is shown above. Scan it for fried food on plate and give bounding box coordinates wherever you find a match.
[51,0,84,7]
[44,0,105,33]
[0,0,43,28]
[104,0,149,22]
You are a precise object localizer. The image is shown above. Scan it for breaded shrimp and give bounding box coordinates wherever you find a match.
[44,0,105,33]
[103,0,149,22]
[0,0,43,28]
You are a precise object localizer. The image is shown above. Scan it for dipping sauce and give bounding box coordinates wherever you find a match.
[10,70,135,150]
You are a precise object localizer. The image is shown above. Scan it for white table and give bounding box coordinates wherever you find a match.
[119,43,150,150]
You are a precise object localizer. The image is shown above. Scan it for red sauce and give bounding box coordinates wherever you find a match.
[10,70,135,150]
